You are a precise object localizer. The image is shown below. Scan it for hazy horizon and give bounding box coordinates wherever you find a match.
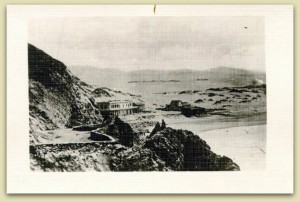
[29,16,265,72]
[68,65,266,73]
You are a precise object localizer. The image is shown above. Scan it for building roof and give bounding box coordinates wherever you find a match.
[95,98,133,104]
[133,102,145,106]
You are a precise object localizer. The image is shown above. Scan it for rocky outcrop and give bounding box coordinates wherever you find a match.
[30,143,111,172]
[103,116,136,147]
[28,44,103,134]
[145,124,240,171]
[30,143,167,172]
[93,88,111,97]
[109,145,168,171]
[30,120,240,171]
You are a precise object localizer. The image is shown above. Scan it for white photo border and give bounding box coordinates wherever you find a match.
[6,5,293,194]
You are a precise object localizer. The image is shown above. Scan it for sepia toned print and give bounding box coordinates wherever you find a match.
[28,16,266,172]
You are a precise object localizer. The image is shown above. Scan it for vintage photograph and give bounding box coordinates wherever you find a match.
[28,16,266,172]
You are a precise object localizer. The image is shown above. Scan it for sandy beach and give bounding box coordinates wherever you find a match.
[166,113,266,171]
[196,124,266,171]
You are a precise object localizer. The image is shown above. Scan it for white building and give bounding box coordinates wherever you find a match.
[96,99,137,116]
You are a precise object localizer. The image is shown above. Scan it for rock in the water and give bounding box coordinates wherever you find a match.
[195,99,204,103]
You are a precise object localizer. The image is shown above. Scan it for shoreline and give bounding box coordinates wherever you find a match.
[164,112,266,133]
[157,112,267,171]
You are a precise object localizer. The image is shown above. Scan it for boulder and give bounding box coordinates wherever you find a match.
[104,116,135,147]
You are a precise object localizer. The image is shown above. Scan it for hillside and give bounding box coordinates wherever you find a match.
[28,44,103,135]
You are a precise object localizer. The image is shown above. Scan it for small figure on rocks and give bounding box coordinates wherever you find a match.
[161,119,166,130]
[150,120,167,135]
[150,122,161,136]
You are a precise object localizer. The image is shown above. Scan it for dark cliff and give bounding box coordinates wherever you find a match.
[28,44,103,134]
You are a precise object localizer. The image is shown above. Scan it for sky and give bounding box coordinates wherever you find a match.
[28,16,265,72]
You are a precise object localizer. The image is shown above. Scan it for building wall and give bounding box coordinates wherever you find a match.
[133,103,145,112]
[108,101,133,110]
[102,109,134,116]
[96,100,140,116]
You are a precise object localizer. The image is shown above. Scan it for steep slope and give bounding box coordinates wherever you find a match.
[28,44,103,134]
